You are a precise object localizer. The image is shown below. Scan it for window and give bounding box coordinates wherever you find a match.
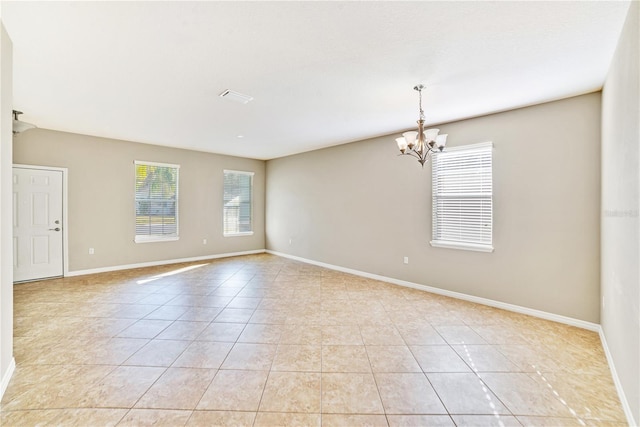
[431,142,493,252]
[223,170,254,236]
[134,161,179,243]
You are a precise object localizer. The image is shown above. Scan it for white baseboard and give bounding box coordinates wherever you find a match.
[266,250,599,332]
[0,357,16,400]
[599,328,637,426]
[66,249,266,277]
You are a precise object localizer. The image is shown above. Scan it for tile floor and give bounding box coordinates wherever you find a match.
[0,254,626,426]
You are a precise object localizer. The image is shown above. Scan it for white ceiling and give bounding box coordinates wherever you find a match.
[2,1,631,160]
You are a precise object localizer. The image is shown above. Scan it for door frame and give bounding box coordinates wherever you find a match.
[13,164,69,278]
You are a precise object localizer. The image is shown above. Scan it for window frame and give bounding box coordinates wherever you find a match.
[134,160,180,244]
[430,142,494,253]
[223,169,254,237]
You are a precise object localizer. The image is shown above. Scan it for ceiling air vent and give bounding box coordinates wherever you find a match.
[219,89,254,104]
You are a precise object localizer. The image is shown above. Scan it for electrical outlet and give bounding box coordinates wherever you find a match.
[289,238,292,245]
[403,256,409,264]
[203,239,207,245]
[88,248,94,255]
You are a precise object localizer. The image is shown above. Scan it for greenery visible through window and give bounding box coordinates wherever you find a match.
[135,161,179,243]
[224,170,254,236]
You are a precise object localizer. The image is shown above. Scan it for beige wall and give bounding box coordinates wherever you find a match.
[0,20,14,396]
[601,1,639,423]
[14,129,265,272]
[266,93,601,323]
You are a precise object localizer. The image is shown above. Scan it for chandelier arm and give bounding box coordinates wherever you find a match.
[399,152,423,162]
[416,152,431,164]
[418,150,432,162]
[410,150,427,162]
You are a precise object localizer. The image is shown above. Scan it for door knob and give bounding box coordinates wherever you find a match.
[49,227,61,232]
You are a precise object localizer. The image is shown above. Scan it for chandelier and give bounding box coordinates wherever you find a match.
[395,84,447,167]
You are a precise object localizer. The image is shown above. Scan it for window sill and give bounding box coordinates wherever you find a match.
[430,240,494,253]
[135,235,179,244]
[224,231,254,237]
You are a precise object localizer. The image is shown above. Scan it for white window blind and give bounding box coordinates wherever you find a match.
[134,161,179,243]
[431,142,493,252]
[224,170,254,236]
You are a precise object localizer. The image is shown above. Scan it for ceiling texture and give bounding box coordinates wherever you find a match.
[1,1,632,160]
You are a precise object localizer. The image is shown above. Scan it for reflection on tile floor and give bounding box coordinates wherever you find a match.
[1,254,626,426]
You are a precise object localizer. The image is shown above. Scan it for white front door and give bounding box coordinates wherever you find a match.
[13,167,64,282]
